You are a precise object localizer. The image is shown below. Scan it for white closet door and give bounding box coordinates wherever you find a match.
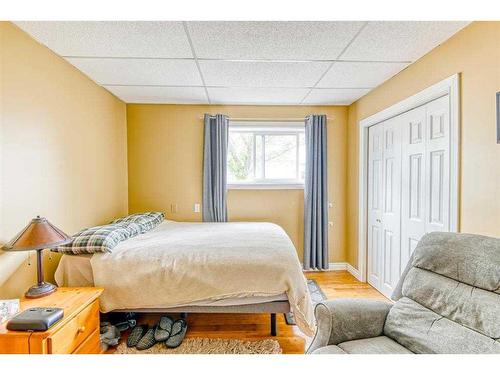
[367,94,451,299]
[379,119,402,298]
[400,105,427,271]
[425,95,450,234]
[400,95,451,270]
[367,123,384,289]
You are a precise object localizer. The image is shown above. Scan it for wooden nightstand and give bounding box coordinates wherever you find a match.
[0,287,103,354]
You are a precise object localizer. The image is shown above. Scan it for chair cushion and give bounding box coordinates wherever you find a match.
[311,345,346,354]
[384,297,500,354]
[412,232,500,293]
[338,336,412,354]
[403,267,500,338]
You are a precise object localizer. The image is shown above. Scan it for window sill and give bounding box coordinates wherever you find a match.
[228,183,304,190]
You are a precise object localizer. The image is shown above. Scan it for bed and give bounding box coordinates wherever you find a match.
[54,220,315,336]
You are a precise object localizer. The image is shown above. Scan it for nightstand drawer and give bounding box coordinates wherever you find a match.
[72,328,101,354]
[48,300,99,354]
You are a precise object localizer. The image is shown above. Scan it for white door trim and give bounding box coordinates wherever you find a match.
[356,74,460,282]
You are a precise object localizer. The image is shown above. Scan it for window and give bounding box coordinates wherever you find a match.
[227,122,305,188]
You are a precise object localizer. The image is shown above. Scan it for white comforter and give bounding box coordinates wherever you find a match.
[91,221,315,336]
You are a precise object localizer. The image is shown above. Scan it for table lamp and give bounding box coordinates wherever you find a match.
[1,216,72,298]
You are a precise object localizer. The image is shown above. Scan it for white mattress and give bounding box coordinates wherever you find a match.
[55,253,288,307]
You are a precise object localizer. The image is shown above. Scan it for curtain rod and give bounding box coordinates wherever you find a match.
[200,117,332,122]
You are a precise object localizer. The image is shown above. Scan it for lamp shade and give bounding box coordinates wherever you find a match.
[1,216,72,251]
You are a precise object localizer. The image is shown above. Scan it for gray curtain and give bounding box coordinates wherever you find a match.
[203,114,229,222]
[304,114,329,270]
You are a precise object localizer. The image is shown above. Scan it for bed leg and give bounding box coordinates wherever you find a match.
[270,313,277,336]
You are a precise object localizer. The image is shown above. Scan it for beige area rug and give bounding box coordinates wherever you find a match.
[114,338,282,354]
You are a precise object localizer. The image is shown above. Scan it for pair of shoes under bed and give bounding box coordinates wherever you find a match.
[127,316,187,350]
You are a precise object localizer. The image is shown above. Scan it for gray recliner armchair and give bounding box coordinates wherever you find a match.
[307,232,500,354]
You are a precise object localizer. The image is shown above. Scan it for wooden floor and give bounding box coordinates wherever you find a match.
[110,271,388,354]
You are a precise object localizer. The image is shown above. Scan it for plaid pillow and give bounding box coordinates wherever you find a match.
[122,222,143,237]
[112,212,165,234]
[54,223,134,255]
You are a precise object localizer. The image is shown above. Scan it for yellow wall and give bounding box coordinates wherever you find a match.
[0,22,129,298]
[3,20,497,295]
[346,21,500,268]
[127,104,348,263]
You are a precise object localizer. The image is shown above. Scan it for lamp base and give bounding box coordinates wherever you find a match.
[25,282,57,299]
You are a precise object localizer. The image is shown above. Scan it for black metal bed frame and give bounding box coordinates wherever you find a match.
[113,300,289,336]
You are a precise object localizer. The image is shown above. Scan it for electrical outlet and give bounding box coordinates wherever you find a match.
[170,204,178,213]
[328,221,333,227]
[194,203,201,213]
[328,202,333,208]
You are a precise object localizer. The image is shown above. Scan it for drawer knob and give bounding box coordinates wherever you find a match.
[77,326,86,334]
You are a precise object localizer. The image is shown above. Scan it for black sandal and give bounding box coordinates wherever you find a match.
[165,319,188,348]
[127,324,147,348]
[136,325,157,350]
[115,319,137,332]
[154,315,173,342]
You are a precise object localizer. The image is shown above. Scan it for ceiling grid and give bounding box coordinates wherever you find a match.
[299,21,369,104]
[182,21,212,104]
[14,21,469,105]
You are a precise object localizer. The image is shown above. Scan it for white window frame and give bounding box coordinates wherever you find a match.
[227,121,305,190]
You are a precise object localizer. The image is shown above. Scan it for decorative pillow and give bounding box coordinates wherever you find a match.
[112,212,165,234]
[121,222,143,237]
[54,223,134,255]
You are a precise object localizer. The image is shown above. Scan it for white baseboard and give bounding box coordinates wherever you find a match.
[328,262,347,271]
[346,263,362,281]
[302,262,348,271]
[302,262,363,281]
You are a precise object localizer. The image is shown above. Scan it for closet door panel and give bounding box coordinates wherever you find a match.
[367,124,384,289]
[400,106,427,272]
[380,119,402,298]
[425,95,450,233]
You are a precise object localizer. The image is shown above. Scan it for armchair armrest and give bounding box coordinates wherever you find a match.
[306,298,392,354]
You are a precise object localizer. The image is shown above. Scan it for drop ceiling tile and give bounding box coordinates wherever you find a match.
[15,21,193,58]
[187,21,365,60]
[66,58,202,86]
[208,87,309,105]
[200,60,330,88]
[302,88,371,105]
[341,21,468,62]
[317,61,408,88]
[104,85,208,104]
